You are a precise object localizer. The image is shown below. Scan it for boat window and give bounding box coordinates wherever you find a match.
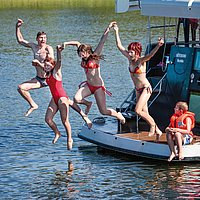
[194,50,200,72]
[189,92,200,125]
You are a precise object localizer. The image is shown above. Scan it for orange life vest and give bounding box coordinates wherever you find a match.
[169,111,195,136]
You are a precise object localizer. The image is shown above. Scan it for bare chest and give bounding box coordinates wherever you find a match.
[33,47,49,62]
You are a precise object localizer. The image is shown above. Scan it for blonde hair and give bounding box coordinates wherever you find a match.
[176,101,188,112]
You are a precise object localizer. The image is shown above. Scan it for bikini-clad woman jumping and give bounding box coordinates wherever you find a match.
[61,22,125,124]
[113,22,164,140]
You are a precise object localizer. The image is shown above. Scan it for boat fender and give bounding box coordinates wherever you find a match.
[92,117,106,124]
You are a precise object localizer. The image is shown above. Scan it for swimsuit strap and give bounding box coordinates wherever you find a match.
[79,81,87,88]
[135,85,152,94]
[102,86,112,97]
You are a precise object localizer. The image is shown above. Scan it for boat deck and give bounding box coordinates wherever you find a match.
[118,131,200,145]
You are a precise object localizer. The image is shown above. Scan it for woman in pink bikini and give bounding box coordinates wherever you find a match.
[62,22,125,124]
[113,22,164,140]
[33,45,92,150]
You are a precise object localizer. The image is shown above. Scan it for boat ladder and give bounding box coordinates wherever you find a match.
[119,72,167,133]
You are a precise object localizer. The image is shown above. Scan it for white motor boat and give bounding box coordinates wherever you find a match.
[79,0,200,162]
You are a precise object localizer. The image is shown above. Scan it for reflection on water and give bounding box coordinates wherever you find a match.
[0,0,199,199]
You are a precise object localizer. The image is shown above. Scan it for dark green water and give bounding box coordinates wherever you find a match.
[0,1,199,199]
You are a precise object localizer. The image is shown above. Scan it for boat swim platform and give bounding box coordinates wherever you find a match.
[117,131,200,145]
[91,117,200,145]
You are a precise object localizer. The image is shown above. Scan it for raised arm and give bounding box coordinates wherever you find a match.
[54,45,63,72]
[62,41,81,49]
[16,18,32,48]
[113,24,130,59]
[141,38,164,62]
[94,21,116,55]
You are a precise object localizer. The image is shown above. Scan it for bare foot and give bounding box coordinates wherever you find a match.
[25,105,38,116]
[117,112,126,124]
[168,152,177,162]
[67,139,73,150]
[85,102,92,115]
[155,126,163,142]
[178,152,184,161]
[148,125,156,136]
[52,132,61,144]
[83,115,92,129]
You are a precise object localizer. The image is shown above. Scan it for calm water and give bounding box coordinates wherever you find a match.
[0,1,200,199]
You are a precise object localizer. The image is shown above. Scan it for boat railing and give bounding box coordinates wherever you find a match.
[119,70,167,133]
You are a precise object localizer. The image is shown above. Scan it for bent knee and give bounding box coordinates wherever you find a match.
[45,117,53,125]
[62,119,71,127]
[174,132,182,137]
[99,108,109,116]
[135,108,142,115]
[17,84,23,91]
[18,84,27,91]
[73,96,82,103]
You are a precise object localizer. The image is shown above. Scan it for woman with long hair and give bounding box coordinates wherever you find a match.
[62,22,125,124]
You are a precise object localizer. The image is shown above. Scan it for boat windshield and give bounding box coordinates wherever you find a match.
[194,50,200,72]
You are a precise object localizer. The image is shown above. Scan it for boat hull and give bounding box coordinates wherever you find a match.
[79,118,200,162]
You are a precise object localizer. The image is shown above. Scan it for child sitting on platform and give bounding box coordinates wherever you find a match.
[166,101,195,161]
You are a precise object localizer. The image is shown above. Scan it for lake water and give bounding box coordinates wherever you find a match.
[0,1,200,199]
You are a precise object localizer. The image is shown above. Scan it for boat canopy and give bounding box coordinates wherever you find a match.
[115,0,200,19]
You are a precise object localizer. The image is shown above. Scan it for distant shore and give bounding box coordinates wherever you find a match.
[0,0,114,10]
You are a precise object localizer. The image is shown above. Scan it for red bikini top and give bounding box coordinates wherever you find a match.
[81,60,100,71]
[129,66,143,74]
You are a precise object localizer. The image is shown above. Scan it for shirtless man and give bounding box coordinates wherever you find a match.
[16,18,54,116]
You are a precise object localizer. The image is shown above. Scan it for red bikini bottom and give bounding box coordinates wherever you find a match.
[79,81,112,96]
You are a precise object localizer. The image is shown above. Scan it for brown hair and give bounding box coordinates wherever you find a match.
[176,101,188,113]
[36,31,47,39]
[77,44,104,61]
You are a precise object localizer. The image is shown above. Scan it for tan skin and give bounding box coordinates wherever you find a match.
[113,22,164,139]
[16,18,54,116]
[166,104,192,161]
[62,22,126,124]
[34,46,92,150]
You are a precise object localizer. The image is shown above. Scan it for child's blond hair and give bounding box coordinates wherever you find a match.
[176,101,188,112]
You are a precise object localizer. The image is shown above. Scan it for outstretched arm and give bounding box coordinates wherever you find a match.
[141,38,164,62]
[113,24,130,59]
[62,41,81,49]
[94,21,116,55]
[16,18,32,48]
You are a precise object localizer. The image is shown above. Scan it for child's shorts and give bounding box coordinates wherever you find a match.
[183,134,193,145]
